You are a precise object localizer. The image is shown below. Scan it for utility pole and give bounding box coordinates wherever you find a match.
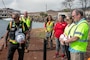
[2,0,6,8]
[45,3,47,13]
[44,0,47,13]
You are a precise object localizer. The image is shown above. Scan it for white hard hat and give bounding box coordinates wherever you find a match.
[59,34,67,41]
[15,33,25,43]
[60,34,65,39]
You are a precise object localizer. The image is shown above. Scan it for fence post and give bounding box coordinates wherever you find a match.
[43,38,47,60]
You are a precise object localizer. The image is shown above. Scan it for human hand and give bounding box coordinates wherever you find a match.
[60,39,65,45]
[3,38,7,49]
[20,40,25,44]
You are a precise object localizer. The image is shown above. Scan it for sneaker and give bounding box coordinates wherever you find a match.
[54,52,59,58]
[61,56,67,60]
[61,54,65,58]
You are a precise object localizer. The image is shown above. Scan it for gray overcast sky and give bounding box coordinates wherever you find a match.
[0,0,65,12]
[0,0,82,12]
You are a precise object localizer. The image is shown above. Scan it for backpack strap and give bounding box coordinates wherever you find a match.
[9,21,13,30]
[9,21,25,32]
[20,21,25,31]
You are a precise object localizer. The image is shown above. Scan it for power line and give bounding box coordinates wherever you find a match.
[46,3,47,13]
[2,0,6,8]
[2,0,10,18]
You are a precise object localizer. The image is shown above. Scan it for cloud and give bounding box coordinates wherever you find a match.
[0,0,65,12]
[7,0,18,9]
[0,0,13,8]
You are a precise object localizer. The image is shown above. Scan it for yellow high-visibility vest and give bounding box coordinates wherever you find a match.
[70,20,89,52]
[21,16,31,28]
[46,21,54,32]
[9,39,18,44]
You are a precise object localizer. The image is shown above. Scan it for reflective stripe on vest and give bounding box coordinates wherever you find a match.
[74,32,84,36]
[22,23,25,31]
[9,39,18,44]
[22,17,31,28]
[78,39,88,42]
[68,24,75,35]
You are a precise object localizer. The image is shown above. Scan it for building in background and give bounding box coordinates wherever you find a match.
[0,8,20,19]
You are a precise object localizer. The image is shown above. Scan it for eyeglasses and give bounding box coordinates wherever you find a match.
[65,19,70,21]
[72,15,77,18]
[72,16,74,18]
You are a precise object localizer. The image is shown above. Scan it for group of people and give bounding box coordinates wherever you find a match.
[4,11,32,60]
[2,8,89,60]
[45,9,89,60]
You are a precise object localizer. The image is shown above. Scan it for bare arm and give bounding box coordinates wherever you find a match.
[65,36,79,44]
[4,31,9,47]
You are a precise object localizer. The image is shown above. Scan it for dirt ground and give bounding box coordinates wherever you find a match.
[0,28,90,60]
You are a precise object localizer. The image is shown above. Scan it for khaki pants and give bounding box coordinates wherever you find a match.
[25,31,30,49]
[70,52,85,60]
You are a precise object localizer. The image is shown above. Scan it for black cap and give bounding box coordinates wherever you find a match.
[60,15,66,19]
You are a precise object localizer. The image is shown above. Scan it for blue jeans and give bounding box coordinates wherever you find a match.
[45,32,52,38]
[55,38,65,53]
[45,32,53,49]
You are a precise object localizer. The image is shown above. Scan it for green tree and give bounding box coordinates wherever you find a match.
[78,0,89,11]
[62,0,75,12]
[40,12,48,17]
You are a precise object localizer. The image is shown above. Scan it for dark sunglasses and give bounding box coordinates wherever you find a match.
[65,19,70,21]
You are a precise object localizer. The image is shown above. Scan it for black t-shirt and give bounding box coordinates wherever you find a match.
[7,21,29,40]
[7,21,28,32]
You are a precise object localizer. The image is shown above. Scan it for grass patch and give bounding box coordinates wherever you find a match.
[35,30,45,38]
[31,28,46,38]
